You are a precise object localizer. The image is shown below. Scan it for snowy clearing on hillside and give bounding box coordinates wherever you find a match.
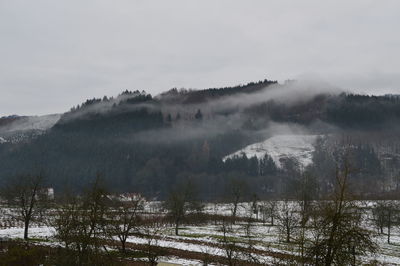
[223,134,319,168]
[0,114,61,143]
[0,114,61,133]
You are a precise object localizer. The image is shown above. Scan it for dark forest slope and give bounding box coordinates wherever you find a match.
[1,80,400,199]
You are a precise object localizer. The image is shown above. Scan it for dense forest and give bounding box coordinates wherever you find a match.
[1,80,400,200]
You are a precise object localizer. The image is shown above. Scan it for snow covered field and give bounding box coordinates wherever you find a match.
[1,202,400,265]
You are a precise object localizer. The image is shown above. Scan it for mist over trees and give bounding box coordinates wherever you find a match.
[1,80,400,200]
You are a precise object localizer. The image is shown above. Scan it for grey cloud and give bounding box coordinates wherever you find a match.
[0,0,399,115]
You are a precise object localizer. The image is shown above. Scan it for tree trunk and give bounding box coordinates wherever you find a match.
[387,210,391,244]
[121,240,126,253]
[24,219,29,240]
[175,220,179,235]
[232,203,238,225]
[285,213,290,243]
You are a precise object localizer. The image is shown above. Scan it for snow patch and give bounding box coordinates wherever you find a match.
[0,114,61,133]
[0,114,61,143]
[223,134,319,168]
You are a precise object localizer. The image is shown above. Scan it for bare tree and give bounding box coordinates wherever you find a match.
[250,193,259,220]
[296,172,317,264]
[372,201,387,234]
[52,193,78,249]
[226,178,247,224]
[2,173,49,240]
[372,201,399,244]
[275,200,300,243]
[219,218,241,266]
[386,203,393,245]
[241,211,262,264]
[164,181,200,235]
[104,194,144,252]
[260,200,277,226]
[297,172,316,225]
[308,160,377,265]
[52,178,110,265]
[140,217,165,266]
[199,244,215,266]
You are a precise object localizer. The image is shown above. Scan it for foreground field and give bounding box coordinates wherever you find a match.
[1,201,400,265]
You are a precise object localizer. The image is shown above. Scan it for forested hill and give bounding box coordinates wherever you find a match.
[1,79,400,200]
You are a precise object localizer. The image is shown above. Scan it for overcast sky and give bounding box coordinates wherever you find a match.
[1,0,400,115]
